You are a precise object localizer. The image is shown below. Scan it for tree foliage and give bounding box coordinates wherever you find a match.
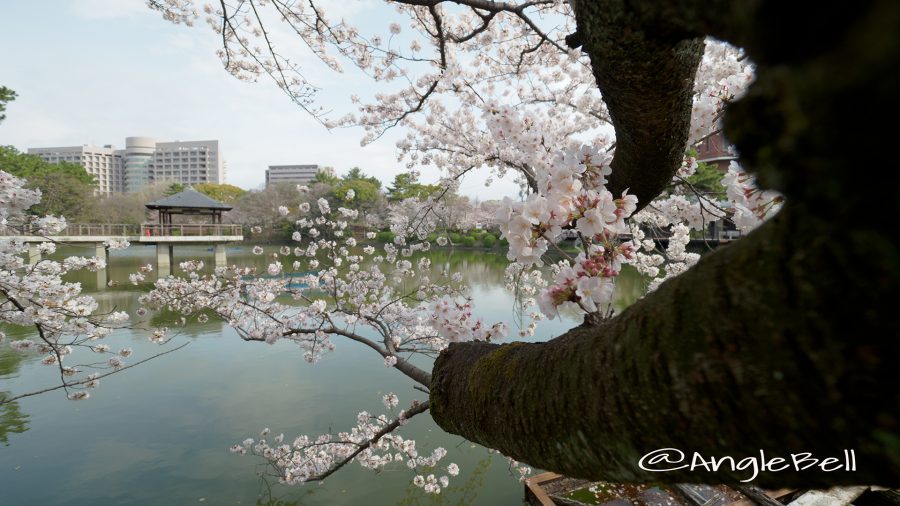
[0,86,16,123]
[682,150,726,195]
[343,167,381,188]
[330,181,382,211]
[83,182,172,224]
[683,161,725,195]
[228,182,325,239]
[164,182,185,196]
[324,167,385,214]
[0,146,96,219]
[312,167,339,185]
[194,182,247,203]
[0,146,95,186]
[386,173,441,202]
[22,171,96,220]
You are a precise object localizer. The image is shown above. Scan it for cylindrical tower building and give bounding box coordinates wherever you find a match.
[124,136,158,192]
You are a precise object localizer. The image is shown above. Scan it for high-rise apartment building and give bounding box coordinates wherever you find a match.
[266,164,319,187]
[27,145,125,195]
[29,137,226,194]
[151,140,225,191]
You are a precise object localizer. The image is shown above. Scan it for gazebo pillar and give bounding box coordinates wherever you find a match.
[214,244,227,268]
[157,243,173,278]
[27,244,41,265]
[95,243,109,288]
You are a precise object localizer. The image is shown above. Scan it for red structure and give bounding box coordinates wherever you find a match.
[695,131,737,172]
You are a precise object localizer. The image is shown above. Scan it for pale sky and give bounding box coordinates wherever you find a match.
[0,0,520,199]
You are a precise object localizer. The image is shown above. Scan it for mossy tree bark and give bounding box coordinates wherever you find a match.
[430,0,900,488]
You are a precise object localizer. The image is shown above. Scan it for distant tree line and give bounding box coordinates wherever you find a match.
[0,147,500,240]
[233,168,457,241]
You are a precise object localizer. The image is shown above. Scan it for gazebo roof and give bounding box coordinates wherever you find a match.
[145,188,232,211]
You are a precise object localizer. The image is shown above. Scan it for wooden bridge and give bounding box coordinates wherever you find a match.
[0,188,246,284]
[1,222,244,283]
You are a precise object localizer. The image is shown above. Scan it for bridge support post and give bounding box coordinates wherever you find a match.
[27,243,41,266]
[214,244,227,268]
[157,243,173,278]
[95,243,109,288]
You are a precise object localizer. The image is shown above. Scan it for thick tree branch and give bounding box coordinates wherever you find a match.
[284,326,433,387]
[430,0,900,488]
[572,1,703,211]
[432,203,899,487]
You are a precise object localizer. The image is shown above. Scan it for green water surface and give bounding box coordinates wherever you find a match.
[0,245,643,505]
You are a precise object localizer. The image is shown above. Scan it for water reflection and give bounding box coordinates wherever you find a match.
[0,400,28,446]
[0,244,642,505]
[254,473,324,506]
[397,457,493,506]
[0,349,29,445]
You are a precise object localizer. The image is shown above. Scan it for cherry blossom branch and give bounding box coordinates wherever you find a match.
[284,325,432,387]
[300,400,430,483]
[0,342,190,406]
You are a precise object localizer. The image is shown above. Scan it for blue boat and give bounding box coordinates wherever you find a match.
[241,270,321,291]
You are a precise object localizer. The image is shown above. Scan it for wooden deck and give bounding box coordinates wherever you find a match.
[524,472,892,506]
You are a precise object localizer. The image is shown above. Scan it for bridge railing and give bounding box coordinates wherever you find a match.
[140,224,243,237]
[66,223,143,236]
[0,223,143,237]
[0,223,243,237]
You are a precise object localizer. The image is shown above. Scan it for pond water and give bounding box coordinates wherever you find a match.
[0,244,644,505]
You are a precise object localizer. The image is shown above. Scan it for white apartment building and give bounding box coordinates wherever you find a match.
[151,139,225,190]
[29,137,226,194]
[27,145,125,195]
[266,164,319,187]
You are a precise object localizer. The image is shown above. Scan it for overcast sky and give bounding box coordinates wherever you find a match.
[0,0,520,199]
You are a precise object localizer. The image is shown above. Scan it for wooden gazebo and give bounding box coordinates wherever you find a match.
[145,188,232,235]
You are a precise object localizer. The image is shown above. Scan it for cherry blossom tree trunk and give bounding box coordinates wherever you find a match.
[430,0,900,488]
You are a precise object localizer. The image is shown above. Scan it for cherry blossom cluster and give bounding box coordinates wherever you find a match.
[628,167,779,293]
[502,264,547,338]
[142,192,512,368]
[103,238,130,250]
[151,0,576,142]
[536,240,637,318]
[386,33,764,313]
[486,129,638,320]
[0,171,41,226]
[506,457,534,482]
[723,161,783,232]
[630,224,700,293]
[136,189,538,489]
[230,395,457,492]
[627,200,715,292]
[387,196,445,242]
[689,40,755,145]
[430,296,509,343]
[0,170,147,403]
[626,162,780,291]
[146,1,775,308]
